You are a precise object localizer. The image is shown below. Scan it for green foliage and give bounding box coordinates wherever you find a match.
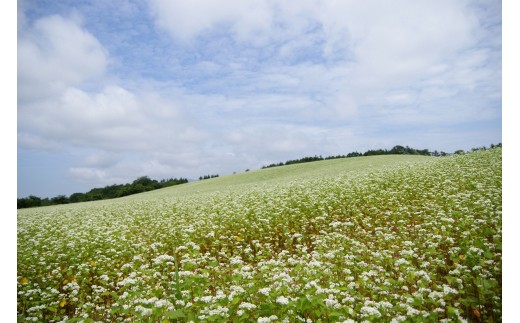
[17,195,42,209]
[17,176,188,209]
[199,174,220,180]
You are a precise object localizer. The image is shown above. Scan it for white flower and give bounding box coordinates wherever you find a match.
[443,285,458,295]
[324,295,339,308]
[276,296,289,305]
[360,306,381,317]
[394,258,408,266]
[152,254,175,264]
[155,299,171,308]
[258,287,271,296]
[200,296,212,303]
[239,302,257,310]
[135,305,152,317]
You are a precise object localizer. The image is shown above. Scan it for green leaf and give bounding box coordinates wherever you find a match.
[462,295,481,307]
[297,297,312,311]
[329,311,344,318]
[483,279,498,289]
[445,276,455,284]
[258,303,273,316]
[412,297,423,307]
[166,310,186,319]
[446,306,461,317]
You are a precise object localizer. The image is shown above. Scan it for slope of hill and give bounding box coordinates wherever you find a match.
[17,149,501,322]
[125,154,432,200]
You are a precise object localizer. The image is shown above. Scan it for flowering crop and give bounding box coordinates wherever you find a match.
[18,149,501,322]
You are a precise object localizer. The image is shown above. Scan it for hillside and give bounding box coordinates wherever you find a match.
[122,154,432,200]
[17,153,433,208]
[17,149,501,322]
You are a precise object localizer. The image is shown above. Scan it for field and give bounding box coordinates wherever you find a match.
[17,149,502,322]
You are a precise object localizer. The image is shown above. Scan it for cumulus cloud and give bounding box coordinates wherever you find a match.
[18,14,108,102]
[18,83,206,163]
[338,1,478,82]
[149,0,275,44]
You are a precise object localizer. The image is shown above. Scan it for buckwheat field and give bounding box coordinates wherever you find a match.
[17,148,501,322]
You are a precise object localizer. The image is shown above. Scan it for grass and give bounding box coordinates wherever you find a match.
[17,149,501,322]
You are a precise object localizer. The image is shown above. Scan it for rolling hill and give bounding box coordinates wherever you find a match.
[17,149,501,322]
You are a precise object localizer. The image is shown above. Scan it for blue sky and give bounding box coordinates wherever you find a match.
[17,0,502,198]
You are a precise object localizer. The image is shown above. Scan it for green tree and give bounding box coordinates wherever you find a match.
[17,195,43,209]
[69,193,85,203]
[51,195,69,205]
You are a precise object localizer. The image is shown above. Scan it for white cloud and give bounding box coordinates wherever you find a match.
[18,133,61,152]
[82,151,119,168]
[18,14,108,102]
[149,0,275,44]
[69,167,109,184]
[19,84,189,152]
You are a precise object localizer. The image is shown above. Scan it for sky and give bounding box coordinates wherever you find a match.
[17,0,502,198]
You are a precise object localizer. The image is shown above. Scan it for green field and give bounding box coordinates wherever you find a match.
[17,149,502,322]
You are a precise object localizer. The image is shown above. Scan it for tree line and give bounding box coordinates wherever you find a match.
[262,144,501,169]
[17,176,188,209]
[199,174,220,180]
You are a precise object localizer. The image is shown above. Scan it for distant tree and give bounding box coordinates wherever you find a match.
[17,195,42,209]
[69,193,85,203]
[119,185,144,197]
[471,146,487,152]
[390,145,406,154]
[417,148,430,156]
[132,176,155,187]
[41,198,52,206]
[159,177,188,188]
[364,149,387,156]
[51,195,69,205]
[108,184,126,198]
[199,174,220,180]
[16,199,26,209]
[86,192,104,201]
[17,175,188,208]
